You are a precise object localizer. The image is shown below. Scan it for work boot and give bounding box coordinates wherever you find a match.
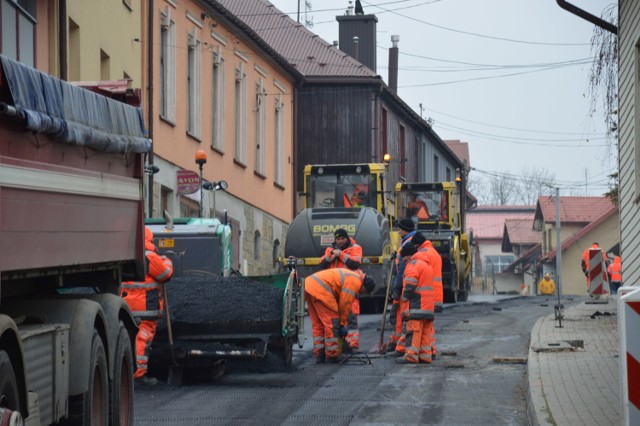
[315,355,325,364]
[326,356,344,364]
[385,343,397,354]
[135,376,158,386]
[395,357,415,365]
[393,350,405,357]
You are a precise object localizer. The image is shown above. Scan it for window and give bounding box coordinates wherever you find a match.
[485,255,515,273]
[254,230,261,261]
[0,0,35,67]
[381,108,388,159]
[399,125,406,178]
[272,239,280,267]
[211,47,225,151]
[100,49,110,80]
[68,19,80,80]
[446,167,451,182]
[179,196,199,218]
[234,64,247,164]
[159,9,176,122]
[433,155,439,181]
[274,95,285,186]
[160,186,172,216]
[254,80,266,175]
[187,30,202,138]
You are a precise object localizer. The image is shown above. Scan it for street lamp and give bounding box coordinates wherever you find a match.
[202,180,228,218]
[195,150,207,218]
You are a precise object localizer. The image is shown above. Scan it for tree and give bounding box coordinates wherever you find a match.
[513,166,555,205]
[589,4,618,143]
[468,167,556,206]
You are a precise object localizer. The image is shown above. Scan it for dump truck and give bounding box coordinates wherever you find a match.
[284,163,393,311]
[393,181,472,302]
[145,217,305,383]
[0,55,149,424]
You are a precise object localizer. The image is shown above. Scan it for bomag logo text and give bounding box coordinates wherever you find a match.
[313,224,357,234]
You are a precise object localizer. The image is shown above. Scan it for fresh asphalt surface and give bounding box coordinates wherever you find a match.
[134,295,562,425]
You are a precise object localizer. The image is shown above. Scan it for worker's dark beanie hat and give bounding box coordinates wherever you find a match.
[400,244,418,258]
[411,232,426,246]
[398,218,415,232]
[334,228,349,239]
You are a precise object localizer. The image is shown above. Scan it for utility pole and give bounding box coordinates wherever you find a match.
[555,187,563,327]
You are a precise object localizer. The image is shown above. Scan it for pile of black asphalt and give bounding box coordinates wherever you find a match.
[159,276,285,333]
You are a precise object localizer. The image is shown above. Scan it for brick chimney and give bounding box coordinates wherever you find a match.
[388,35,399,92]
[336,2,378,72]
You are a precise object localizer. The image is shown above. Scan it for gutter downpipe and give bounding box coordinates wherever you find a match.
[556,0,617,35]
[58,0,67,80]
[147,0,155,218]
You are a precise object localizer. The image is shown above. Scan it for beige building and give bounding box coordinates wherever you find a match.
[142,1,301,275]
[533,196,619,296]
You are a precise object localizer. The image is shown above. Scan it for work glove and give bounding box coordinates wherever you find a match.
[390,290,400,301]
[339,326,349,337]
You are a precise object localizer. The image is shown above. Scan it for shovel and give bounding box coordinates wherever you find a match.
[163,283,183,385]
[369,253,396,354]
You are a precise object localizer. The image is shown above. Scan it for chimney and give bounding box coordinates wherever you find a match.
[336,2,378,72]
[388,35,399,92]
[352,36,359,61]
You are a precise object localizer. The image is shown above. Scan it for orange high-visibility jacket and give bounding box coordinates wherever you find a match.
[415,240,443,305]
[121,231,173,319]
[321,238,362,270]
[305,268,363,325]
[401,255,435,320]
[608,256,622,282]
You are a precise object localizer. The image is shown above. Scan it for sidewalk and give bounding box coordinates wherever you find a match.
[527,297,621,426]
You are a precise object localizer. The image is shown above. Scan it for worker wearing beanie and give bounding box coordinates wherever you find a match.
[319,228,363,350]
[304,268,374,363]
[396,243,435,364]
[387,218,416,355]
[411,232,441,359]
[121,227,174,385]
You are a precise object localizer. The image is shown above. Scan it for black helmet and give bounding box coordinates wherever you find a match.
[362,275,376,293]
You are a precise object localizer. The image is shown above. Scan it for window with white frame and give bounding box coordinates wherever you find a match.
[1,0,35,67]
[274,94,285,186]
[211,47,225,152]
[187,29,202,138]
[234,64,247,164]
[485,255,515,273]
[159,9,176,122]
[254,80,266,175]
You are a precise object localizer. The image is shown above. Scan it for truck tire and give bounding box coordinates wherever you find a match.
[110,322,134,426]
[0,350,22,423]
[66,330,109,425]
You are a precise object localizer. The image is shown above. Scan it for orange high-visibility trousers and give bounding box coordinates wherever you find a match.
[305,292,341,359]
[403,319,433,364]
[134,320,158,378]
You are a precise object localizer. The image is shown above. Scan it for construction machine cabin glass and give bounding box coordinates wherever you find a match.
[395,182,459,230]
[304,164,383,210]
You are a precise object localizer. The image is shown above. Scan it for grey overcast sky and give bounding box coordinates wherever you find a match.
[268,0,617,197]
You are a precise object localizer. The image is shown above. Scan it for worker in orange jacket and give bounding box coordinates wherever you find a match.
[121,226,173,385]
[387,218,416,355]
[581,242,600,288]
[397,243,435,364]
[607,255,622,294]
[319,228,363,350]
[304,268,375,363]
[411,232,442,359]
